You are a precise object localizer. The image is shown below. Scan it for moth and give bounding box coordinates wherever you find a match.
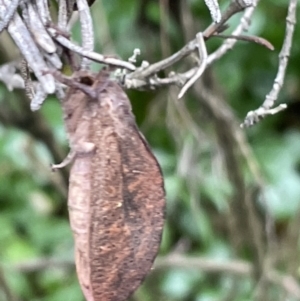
[52,70,166,301]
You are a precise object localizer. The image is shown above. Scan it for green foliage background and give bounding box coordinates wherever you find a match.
[1,1,300,301]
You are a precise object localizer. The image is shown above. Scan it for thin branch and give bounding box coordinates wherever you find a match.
[30,83,48,111]
[12,257,75,272]
[0,0,55,94]
[20,58,34,99]
[47,27,136,70]
[18,2,61,109]
[155,255,251,275]
[213,33,274,50]
[178,32,207,98]
[76,0,94,69]
[25,1,57,54]
[127,0,251,81]
[203,0,221,23]
[241,0,297,127]
[0,0,268,101]
[123,0,262,92]
[36,0,51,25]
[241,104,287,128]
[202,0,253,39]
[207,0,259,65]
[155,255,300,299]
[0,0,19,33]
[10,254,300,299]
[123,69,193,90]
[58,0,68,29]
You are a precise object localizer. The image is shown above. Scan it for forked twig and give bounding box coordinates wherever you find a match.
[178,32,207,99]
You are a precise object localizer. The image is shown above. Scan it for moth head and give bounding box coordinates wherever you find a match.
[79,76,94,86]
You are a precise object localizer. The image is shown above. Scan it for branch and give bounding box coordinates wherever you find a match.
[76,0,94,69]
[0,0,294,129]
[241,0,297,127]
[0,0,55,94]
[203,0,221,23]
[126,0,253,82]
[178,32,207,98]
[206,0,260,66]
[155,255,300,299]
[0,0,19,33]
[47,26,136,71]
[123,0,263,92]
[10,254,300,299]
[0,0,273,111]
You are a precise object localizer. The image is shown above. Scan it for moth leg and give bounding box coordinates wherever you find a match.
[51,142,96,171]
[70,82,97,99]
[45,70,97,99]
[51,150,76,171]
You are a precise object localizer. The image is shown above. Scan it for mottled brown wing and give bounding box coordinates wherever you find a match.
[88,78,165,301]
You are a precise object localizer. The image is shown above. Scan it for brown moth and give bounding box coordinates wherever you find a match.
[52,70,165,301]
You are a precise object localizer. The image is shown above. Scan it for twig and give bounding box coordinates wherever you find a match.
[241,0,297,127]
[24,1,56,54]
[12,257,75,272]
[204,0,221,23]
[178,32,207,98]
[127,0,264,92]
[127,0,251,80]
[47,27,136,70]
[207,0,259,65]
[123,69,192,90]
[18,2,60,109]
[155,254,251,274]
[0,0,19,33]
[58,0,68,29]
[36,0,51,25]
[10,254,300,299]
[213,33,274,50]
[0,0,265,99]
[155,255,300,299]
[202,0,253,39]
[124,0,262,92]
[241,104,287,128]
[20,59,33,99]
[76,0,94,69]
[30,83,48,111]
[0,0,55,94]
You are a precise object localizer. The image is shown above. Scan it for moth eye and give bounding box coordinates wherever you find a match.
[80,76,94,86]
